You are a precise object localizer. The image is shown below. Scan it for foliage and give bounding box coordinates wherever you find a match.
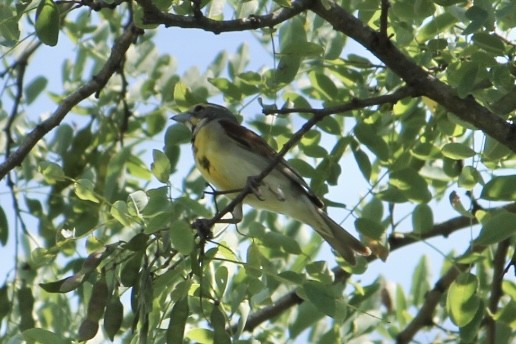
[0,0,515,343]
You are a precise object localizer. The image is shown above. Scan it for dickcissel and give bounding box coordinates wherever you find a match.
[172,103,371,264]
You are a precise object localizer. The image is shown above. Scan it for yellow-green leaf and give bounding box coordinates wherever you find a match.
[35,0,60,46]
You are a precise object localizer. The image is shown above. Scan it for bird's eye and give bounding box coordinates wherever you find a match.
[193,104,205,112]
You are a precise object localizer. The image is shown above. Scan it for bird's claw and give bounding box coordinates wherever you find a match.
[246,176,265,201]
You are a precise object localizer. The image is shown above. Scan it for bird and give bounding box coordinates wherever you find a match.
[172,103,371,264]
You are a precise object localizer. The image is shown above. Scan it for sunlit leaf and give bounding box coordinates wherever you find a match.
[474,211,516,246]
[481,175,516,201]
[74,179,100,203]
[447,272,479,327]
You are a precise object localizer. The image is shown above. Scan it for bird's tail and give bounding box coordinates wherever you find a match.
[314,210,371,265]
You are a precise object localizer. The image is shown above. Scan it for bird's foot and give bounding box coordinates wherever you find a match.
[246,176,265,201]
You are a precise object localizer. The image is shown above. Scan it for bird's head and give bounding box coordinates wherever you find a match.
[171,103,237,132]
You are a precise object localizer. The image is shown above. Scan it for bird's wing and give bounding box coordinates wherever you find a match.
[218,119,325,208]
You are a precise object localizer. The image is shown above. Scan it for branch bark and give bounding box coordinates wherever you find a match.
[0,24,143,181]
[135,0,313,33]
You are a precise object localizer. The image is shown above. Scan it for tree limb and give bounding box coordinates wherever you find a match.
[135,0,313,33]
[0,24,143,181]
[309,0,516,153]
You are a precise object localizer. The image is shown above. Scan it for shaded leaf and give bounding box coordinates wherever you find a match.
[0,206,7,246]
[104,297,123,341]
[167,297,189,344]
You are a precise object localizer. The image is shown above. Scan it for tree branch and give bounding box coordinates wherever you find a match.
[309,0,516,153]
[0,24,143,181]
[232,202,516,333]
[135,0,313,33]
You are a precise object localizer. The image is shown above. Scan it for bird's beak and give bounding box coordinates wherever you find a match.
[170,112,192,124]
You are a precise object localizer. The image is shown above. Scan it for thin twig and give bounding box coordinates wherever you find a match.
[379,0,390,38]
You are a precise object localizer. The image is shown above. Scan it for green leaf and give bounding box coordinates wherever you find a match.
[441,143,476,159]
[127,190,149,215]
[352,146,372,181]
[104,297,123,341]
[411,256,430,306]
[22,328,70,344]
[169,220,194,255]
[275,55,301,84]
[0,4,20,46]
[302,280,337,317]
[186,328,214,343]
[389,168,432,203]
[458,166,482,190]
[151,149,171,183]
[416,12,456,42]
[472,32,506,56]
[25,76,48,105]
[0,206,7,246]
[491,299,516,328]
[474,211,516,246]
[480,175,516,201]
[120,253,142,287]
[412,204,434,233]
[110,201,133,227]
[280,41,324,57]
[0,284,9,322]
[167,297,189,344]
[317,115,341,135]
[35,0,60,46]
[208,77,242,101]
[210,306,231,344]
[74,179,100,203]
[459,299,484,343]
[355,217,385,240]
[39,161,66,184]
[447,272,480,327]
[18,286,35,330]
[354,124,389,161]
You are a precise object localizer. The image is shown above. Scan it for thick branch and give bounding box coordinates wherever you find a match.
[0,24,143,181]
[309,0,516,153]
[233,202,516,333]
[135,0,313,33]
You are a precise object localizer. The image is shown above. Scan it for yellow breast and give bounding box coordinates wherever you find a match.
[193,124,242,191]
